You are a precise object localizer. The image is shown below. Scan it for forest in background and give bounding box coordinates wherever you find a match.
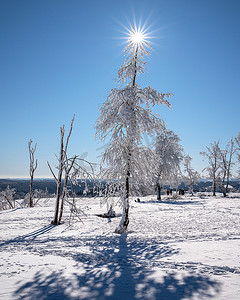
[1,178,240,200]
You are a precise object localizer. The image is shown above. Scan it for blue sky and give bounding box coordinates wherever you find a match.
[0,0,239,178]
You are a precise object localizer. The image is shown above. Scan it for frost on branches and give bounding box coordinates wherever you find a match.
[183,155,200,195]
[201,139,236,197]
[0,186,16,211]
[200,141,222,196]
[236,133,240,176]
[154,130,184,200]
[96,27,172,234]
[219,138,236,197]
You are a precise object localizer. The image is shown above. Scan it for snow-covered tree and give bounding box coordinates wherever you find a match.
[96,26,172,233]
[154,130,184,200]
[23,189,48,208]
[219,138,236,197]
[0,186,16,210]
[171,166,183,195]
[183,155,200,195]
[235,133,240,176]
[236,133,240,152]
[28,139,37,207]
[200,141,221,196]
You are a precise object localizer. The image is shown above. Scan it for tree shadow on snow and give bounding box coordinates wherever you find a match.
[140,199,204,206]
[0,225,56,247]
[14,235,221,300]
[161,200,204,206]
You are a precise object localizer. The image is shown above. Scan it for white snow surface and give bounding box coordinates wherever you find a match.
[0,193,240,299]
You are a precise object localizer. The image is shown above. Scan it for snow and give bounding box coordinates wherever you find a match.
[0,193,240,299]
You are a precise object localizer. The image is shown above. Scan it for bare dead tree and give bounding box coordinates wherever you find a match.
[28,139,38,207]
[47,115,75,225]
[58,155,77,224]
[48,115,95,225]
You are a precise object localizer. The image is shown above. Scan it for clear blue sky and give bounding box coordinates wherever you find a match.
[0,0,239,178]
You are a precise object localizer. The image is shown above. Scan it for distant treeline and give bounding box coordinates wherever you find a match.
[0,179,98,199]
[0,178,239,199]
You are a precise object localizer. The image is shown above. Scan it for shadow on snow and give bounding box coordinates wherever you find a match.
[14,234,221,300]
[139,199,204,206]
[0,225,56,247]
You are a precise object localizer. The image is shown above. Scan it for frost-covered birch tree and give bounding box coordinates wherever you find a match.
[154,130,184,200]
[96,26,172,233]
[183,155,200,195]
[219,138,236,197]
[0,186,16,210]
[200,141,221,196]
[235,133,240,176]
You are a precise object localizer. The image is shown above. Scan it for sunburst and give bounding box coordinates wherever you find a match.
[127,25,150,49]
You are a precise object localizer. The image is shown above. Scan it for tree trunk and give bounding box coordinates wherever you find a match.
[190,183,194,195]
[213,177,216,196]
[58,192,65,225]
[58,173,68,224]
[115,170,130,234]
[52,128,64,225]
[225,179,229,196]
[221,173,227,198]
[115,199,129,234]
[29,175,33,207]
[221,182,227,197]
[52,180,62,225]
[156,182,161,200]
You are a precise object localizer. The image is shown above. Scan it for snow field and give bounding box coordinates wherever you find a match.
[0,194,240,299]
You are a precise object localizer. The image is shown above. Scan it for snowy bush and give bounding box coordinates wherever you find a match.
[0,186,16,210]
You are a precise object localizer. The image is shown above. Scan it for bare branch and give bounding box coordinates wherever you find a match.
[64,114,75,155]
[47,161,57,182]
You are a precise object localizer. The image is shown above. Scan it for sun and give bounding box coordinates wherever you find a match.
[128,25,150,50]
[130,28,144,44]
[117,19,155,52]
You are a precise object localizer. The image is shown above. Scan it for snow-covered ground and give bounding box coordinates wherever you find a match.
[0,193,240,299]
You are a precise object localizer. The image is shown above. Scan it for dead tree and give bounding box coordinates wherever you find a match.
[48,115,75,225]
[28,139,37,207]
[58,155,78,224]
[48,115,95,225]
